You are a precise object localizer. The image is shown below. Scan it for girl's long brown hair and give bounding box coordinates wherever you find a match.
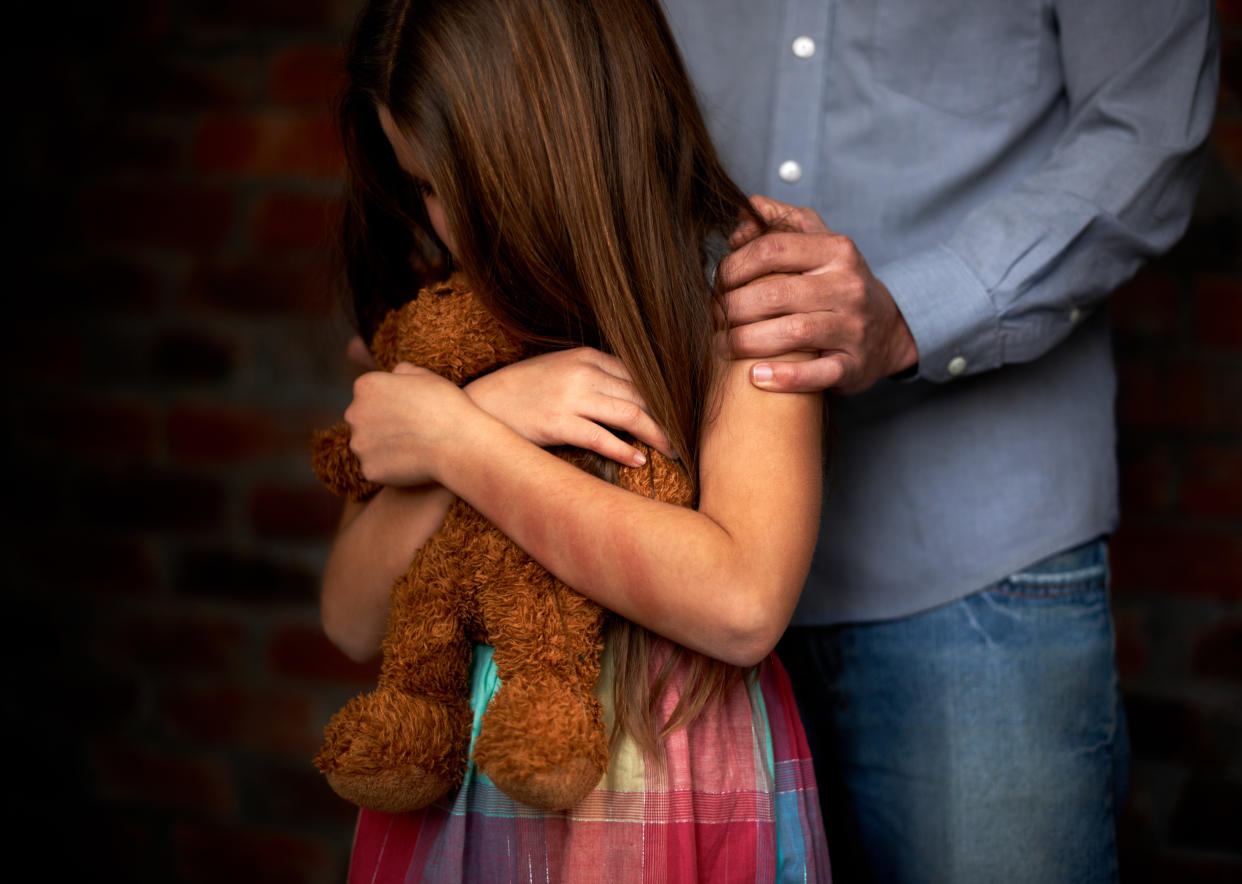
[340,0,764,754]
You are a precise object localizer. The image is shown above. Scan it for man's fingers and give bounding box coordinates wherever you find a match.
[722,272,855,326]
[750,355,850,393]
[716,231,843,292]
[729,311,833,357]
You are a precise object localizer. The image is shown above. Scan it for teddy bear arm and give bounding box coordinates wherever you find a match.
[310,422,382,502]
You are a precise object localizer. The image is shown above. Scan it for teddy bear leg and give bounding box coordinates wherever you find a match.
[473,559,609,811]
[315,548,473,813]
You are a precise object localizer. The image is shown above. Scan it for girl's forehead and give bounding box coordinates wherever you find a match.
[376,105,430,180]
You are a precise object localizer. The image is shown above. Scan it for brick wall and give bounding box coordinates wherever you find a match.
[8,2,1239,881]
[1111,3,1242,878]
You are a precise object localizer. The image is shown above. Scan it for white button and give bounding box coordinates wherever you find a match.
[792,36,816,58]
[947,356,967,376]
[1069,307,1082,324]
[778,160,803,183]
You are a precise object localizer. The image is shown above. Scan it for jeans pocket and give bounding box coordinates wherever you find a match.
[870,0,1044,115]
[992,538,1110,599]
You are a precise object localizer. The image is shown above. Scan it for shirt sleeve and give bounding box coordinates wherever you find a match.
[877,0,1219,383]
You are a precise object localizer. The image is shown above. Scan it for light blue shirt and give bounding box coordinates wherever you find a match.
[662,0,1219,622]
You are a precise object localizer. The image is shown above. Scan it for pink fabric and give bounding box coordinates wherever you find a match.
[349,647,830,883]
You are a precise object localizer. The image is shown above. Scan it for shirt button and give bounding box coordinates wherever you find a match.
[1069,307,1082,324]
[792,36,816,58]
[947,355,967,377]
[778,160,803,183]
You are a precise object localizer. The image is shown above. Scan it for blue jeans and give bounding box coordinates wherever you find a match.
[778,539,1128,883]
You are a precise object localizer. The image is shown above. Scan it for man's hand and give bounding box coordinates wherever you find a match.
[718,195,919,394]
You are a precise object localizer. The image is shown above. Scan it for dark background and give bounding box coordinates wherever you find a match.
[7,1,1239,880]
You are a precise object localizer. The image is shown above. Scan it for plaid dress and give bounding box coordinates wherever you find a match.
[348,640,832,883]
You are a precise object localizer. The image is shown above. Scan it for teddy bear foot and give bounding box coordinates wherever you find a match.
[324,764,457,815]
[315,689,471,813]
[473,677,608,811]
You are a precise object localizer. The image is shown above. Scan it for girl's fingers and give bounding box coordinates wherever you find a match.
[590,394,675,458]
[561,417,647,468]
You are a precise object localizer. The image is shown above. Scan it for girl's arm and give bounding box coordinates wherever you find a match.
[346,352,822,667]
[320,485,455,661]
[320,348,676,661]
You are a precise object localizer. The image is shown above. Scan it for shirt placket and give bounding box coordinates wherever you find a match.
[765,0,832,201]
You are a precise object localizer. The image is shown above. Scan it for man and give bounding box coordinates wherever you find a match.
[660,0,1219,880]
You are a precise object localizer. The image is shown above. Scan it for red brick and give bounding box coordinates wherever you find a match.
[1168,775,1242,853]
[1112,606,1149,680]
[173,547,320,604]
[13,536,162,598]
[94,613,249,675]
[252,191,338,250]
[79,819,161,883]
[268,623,381,685]
[151,327,239,385]
[80,184,236,251]
[168,403,284,463]
[1111,525,1242,600]
[2,321,87,383]
[32,255,164,315]
[1191,619,1242,682]
[270,46,344,106]
[65,0,171,41]
[81,124,185,175]
[172,823,341,884]
[1220,0,1242,30]
[1123,692,1203,762]
[250,482,341,540]
[162,684,321,757]
[248,762,359,827]
[1116,357,1242,434]
[77,469,228,534]
[1216,118,1242,188]
[14,397,160,462]
[1221,31,1242,114]
[187,0,353,31]
[1118,444,1177,515]
[193,112,342,178]
[101,53,261,113]
[1144,856,1242,884]
[1182,445,1242,517]
[91,744,239,815]
[186,256,335,316]
[1110,271,1182,343]
[1193,275,1242,350]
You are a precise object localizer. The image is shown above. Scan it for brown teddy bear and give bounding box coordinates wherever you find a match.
[311,274,692,813]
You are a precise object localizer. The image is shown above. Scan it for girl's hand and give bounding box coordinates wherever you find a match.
[464,348,674,467]
[345,362,477,487]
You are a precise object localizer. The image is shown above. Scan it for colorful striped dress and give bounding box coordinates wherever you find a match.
[347,639,832,883]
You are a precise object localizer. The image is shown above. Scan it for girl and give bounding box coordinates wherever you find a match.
[321,0,832,880]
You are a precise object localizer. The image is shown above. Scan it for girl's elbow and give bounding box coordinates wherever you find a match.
[717,583,796,667]
[319,597,381,664]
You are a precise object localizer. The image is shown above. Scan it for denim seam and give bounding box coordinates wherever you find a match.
[1005,564,1107,585]
[991,579,1106,599]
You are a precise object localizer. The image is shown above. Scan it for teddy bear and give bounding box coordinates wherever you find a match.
[311,274,693,813]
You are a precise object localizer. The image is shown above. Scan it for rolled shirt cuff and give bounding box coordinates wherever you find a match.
[875,245,1001,383]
